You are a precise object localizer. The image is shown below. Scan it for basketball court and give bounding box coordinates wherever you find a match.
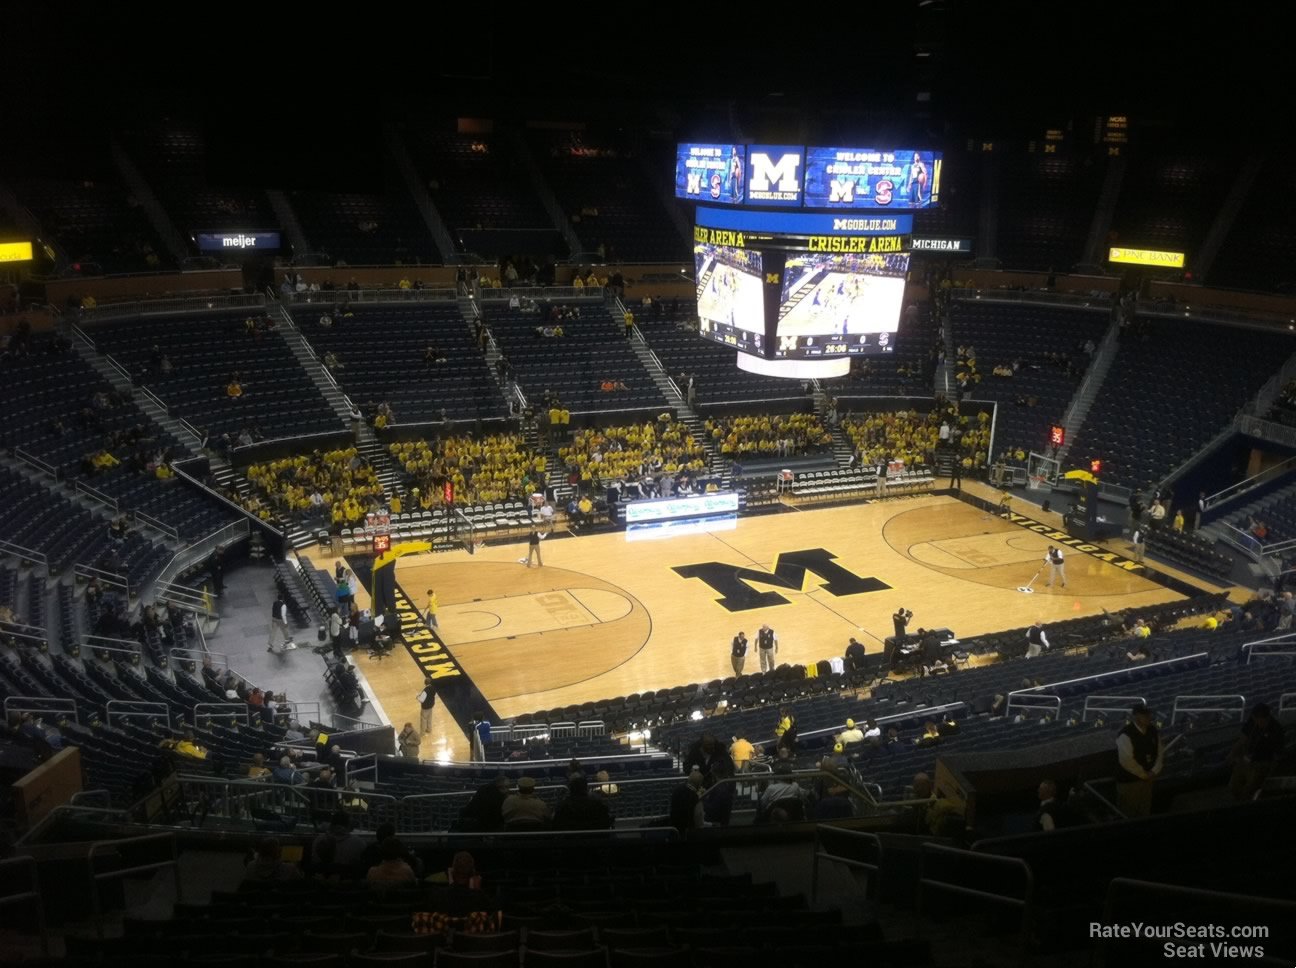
[320,489,1225,759]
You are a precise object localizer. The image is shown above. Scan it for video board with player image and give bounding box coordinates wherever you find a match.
[774,251,909,358]
[803,148,941,209]
[675,144,746,205]
[694,242,765,355]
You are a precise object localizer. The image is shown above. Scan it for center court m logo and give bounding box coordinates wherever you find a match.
[750,152,802,194]
[673,547,890,612]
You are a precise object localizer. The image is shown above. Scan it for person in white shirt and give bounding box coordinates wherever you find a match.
[539,501,555,532]
[1044,546,1067,588]
[1149,500,1167,529]
[1130,526,1146,563]
[862,719,882,741]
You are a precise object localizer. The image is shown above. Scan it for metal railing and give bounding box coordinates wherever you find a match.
[0,856,48,955]
[811,825,883,906]
[330,713,386,731]
[0,538,47,566]
[479,285,605,302]
[1236,413,1296,449]
[75,480,119,512]
[285,288,460,306]
[83,635,142,662]
[152,581,215,619]
[102,353,134,385]
[194,702,251,725]
[80,292,265,321]
[1279,692,1296,716]
[75,563,132,598]
[1082,778,1127,820]
[917,844,1035,950]
[132,508,179,542]
[0,625,50,649]
[13,447,57,479]
[1081,695,1147,723]
[1203,453,1296,512]
[154,518,249,590]
[3,696,79,724]
[87,832,181,938]
[1170,694,1246,725]
[1242,632,1296,663]
[1008,653,1208,711]
[344,752,379,786]
[106,700,171,729]
[1004,692,1062,719]
[951,286,1113,310]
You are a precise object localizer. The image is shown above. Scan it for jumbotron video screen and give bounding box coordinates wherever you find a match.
[694,242,765,355]
[774,251,909,358]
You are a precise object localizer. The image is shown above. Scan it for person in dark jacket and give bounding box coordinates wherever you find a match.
[552,776,613,830]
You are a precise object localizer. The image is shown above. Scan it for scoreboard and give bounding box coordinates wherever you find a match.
[676,143,943,209]
[691,206,913,361]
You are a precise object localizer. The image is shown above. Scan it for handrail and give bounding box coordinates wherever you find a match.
[0,538,48,566]
[132,508,179,542]
[86,832,181,938]
[1081,695,1147,723]
[330,713,385,731]
[194,702,250,725]
[105,700,171,729]
[1242,632,1296,663]
[154,518,248,590]
[1170,694,1246,725]
[811,825,883,906]
[83,635,142,659]
[1008,652,1208,700]
[795,702,969,744]
[74,480,119,512]
[102,353,134,385]
[479,286,605,302]
[0,624,50,647]
[1005,692,1062,719]
[0,856,49,955]
[3,696,79,725]
[1081,777,1127,820]
[918,843,1035,948]
[1279,693,1296,716]
[138,385,171,416]
[13,447,58,479]
[71,321,96,349]
[1236,412,1296,448]
[285,288,460,306]
[1203,453,1296,511]
[344,752,379,786]
[169,459,285,540]
[79,292,265,321]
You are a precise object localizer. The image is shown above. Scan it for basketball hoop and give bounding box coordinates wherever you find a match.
[1028,475,1048,491]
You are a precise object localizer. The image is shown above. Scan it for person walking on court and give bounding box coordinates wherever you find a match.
[526,529,543,568]
[730,631,748,676]
[269,596,294,654]
[1130,525,1146,564]
[417,676,436,734]
[756,624,778,673]
[1044,545,1067,588]
[424,589,439,629]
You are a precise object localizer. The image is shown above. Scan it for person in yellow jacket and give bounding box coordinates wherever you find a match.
[424,589,439,629]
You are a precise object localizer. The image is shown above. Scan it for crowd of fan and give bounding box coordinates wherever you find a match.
[843,406,991,469]
[244,448,384,527]
[704,413,832,458]
[389,434,546,507]
[558,420,706,485]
